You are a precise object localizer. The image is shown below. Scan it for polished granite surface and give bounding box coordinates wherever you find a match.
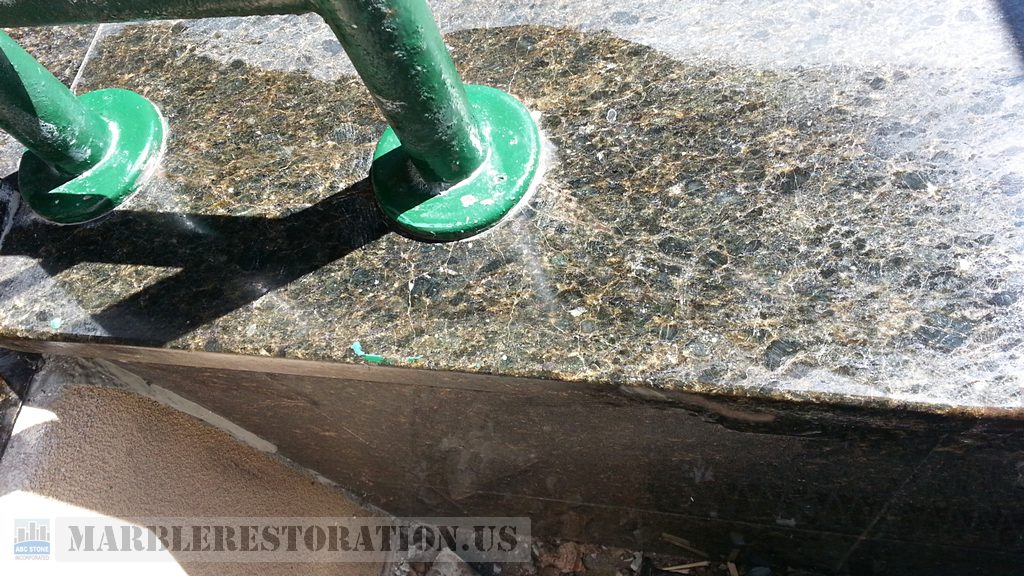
[2,2,1024,413]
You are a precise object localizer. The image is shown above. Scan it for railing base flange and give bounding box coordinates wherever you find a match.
[372,85,542,242]
[19,88,166,225]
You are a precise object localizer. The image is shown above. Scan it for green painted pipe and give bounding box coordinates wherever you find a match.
[0,0,485,183]
[0,30,113,176]
[0,0,309,26]
[0,31,166,224]
[312,0,484,181]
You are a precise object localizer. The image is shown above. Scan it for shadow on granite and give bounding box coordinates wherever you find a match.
[2,179,385,344]
[0,12,1021,574]
[998,0,1024,64]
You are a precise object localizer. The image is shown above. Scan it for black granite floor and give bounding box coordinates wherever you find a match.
[0,8,1022,413]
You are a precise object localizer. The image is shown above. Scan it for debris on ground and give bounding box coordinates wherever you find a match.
[661,533,708,558]
[539,541,589,573]
[394,536,827,576]
[427,549,482,576]
[351,340,423,364]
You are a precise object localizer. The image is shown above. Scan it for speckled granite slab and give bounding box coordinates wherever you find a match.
[1,2,1024,414]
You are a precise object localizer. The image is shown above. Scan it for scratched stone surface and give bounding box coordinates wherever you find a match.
[0,3,1023,413]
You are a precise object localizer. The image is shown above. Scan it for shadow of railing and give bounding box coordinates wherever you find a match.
[996,0,1024,67]
[1,176,389,344]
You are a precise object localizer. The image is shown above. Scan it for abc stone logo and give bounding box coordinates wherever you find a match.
[13,519,51,560]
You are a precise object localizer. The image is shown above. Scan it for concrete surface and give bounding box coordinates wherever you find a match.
[0,376,385,576]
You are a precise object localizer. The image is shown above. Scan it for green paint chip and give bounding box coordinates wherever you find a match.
[352,341,421,365]
[351,341,366,356]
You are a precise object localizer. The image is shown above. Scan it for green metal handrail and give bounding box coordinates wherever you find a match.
[0,0,310,25]
[0,0,541,239]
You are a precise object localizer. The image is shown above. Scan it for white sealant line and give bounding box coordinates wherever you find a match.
[92,358,279,454]
[50,356,392,517]
[70,23,105,93]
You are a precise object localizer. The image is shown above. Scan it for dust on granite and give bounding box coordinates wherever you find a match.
[0,22,1022,411]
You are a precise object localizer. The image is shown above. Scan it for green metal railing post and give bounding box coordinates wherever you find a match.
[312,0,542,240]
[312,0,485,183]
[0,32,113,176]
[0,0,542,239]
[0,31,166,224]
